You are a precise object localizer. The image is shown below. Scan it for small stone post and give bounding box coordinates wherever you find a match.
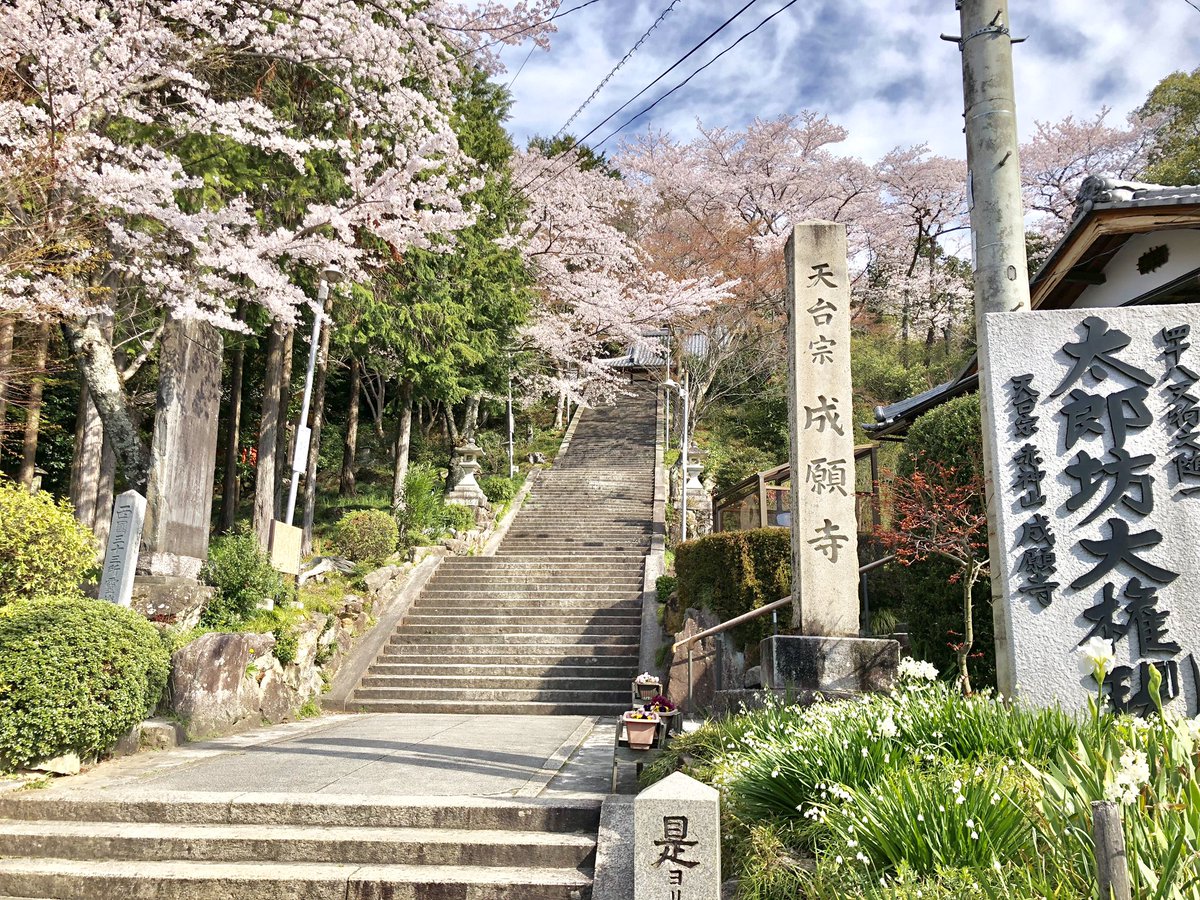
[635,772,720,900]
[785,221,859,635]
[97,490,146,607]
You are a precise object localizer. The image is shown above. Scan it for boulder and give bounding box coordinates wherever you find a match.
[666,608,720,710]
[31,752,81,776]
[170,631,275,739]
[131,576,213,630]
[743,665,763,688]
[364,565,402,594]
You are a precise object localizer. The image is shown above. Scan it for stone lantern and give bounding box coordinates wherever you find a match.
[446,442,489,508]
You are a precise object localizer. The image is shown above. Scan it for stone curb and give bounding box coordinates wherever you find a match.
[480,470,540,557]
[322,555,443,712]
[515,716,598,798]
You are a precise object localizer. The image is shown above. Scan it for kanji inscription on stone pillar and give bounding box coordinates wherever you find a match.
[786,222,859,635]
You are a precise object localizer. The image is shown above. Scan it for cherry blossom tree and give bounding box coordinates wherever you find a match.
[0,0,555,486]
[512,146,733,403]
[1020,108,1158,239]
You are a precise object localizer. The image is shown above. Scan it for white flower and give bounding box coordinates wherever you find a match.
[898,657,939,682]
[1077,637,1116,681]
[878,714,898,739]
[1105,747,1150,805]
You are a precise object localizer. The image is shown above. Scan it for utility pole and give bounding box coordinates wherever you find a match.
[945,0,1031,695]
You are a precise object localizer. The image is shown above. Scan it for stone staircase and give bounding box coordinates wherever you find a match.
[349,391,657,716]
[0,793,599,899]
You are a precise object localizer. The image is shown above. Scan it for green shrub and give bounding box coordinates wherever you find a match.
[200,530,291,628]
[674,528,792,650]
[0,596,170,769]
[479,475,520,504]
[0,477,96,606]
[272,626,299,665]
[444,503,475,534]
[334,509,399,562]
[898,393,983,485]
[655,574,676,602]
[397,462,447,545]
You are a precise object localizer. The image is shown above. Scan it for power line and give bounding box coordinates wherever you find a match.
[518,0,764,195]
[1182,0,1200,13]
[555,0,684,137]
[592,0,802,149]
[507,0,564,88]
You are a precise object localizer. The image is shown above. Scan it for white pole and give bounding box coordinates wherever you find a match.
[507,371,515,478]
[679,375,689,544]
[285,278,328,525]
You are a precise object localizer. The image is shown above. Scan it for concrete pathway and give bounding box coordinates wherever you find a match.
[14,713,633,802]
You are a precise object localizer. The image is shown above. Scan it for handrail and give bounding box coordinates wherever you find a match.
[672,554,896,652]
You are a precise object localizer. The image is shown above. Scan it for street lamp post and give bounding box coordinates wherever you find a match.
[284,266,343,526]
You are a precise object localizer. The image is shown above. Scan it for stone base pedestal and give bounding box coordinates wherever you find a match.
[760,634,899,696]
[445,478,489,509]
[131,575,214,629]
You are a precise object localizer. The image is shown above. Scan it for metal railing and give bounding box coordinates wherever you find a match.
[671,555,896,711]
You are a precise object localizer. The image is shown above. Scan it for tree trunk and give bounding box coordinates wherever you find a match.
[0,317,13,436]
[301,301,333,555]
[461,392,482,442]
[958,569,976,695]
[391,378,414,511]
[61,318,150,492]
[253,322,286,549]
[93,436,116,548]
[339,356,361,497]
[218,306,248,533]
[70,379,106,523]
[444,404,464,491]
[18,323,51,489]
[273,325,295,511]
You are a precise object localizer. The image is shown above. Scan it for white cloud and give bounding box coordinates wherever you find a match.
[500,0,1199,165]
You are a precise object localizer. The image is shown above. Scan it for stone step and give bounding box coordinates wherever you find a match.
[405,612,641,626]
[353,687,629,704]
[411,601,642,615]
[430,573,644,586]
[372,649,639,665]
[388,633,640,648]
[360,674,632,690]
[397,623,642,637]
[364,663,636,678]
[0,796,600,832]
[420,588,642,600]
[0,821,596,869]
[348,699,628,716]
[0,858,593,900]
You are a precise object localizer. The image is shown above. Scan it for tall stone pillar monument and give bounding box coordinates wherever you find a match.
[785,221,859,635]
[140,314,223,578]
[760,222,898,696]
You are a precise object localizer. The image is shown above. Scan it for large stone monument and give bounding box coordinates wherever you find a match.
[139,314,224,579]
[445,442,489,508]
[981,304,1200,715]
[634,772,720,900]
[97,490,146,606]
[760,222,898,695]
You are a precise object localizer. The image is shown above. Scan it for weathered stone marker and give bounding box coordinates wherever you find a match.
[98,490,146,606]
[760,222,899,697]
[785,222,859,635]
[634,771,720,900]
[139,314,224,579]
[981,304,1200,714]
[269,520,303,577]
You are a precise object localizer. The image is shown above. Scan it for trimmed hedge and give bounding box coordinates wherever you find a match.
[480,475,520,505]
[0,477,96,607]
[0,597,170,770]
[335,509,399,563]
[674,528,793,652]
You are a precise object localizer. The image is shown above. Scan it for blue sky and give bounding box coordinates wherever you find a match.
[496,0,1200,163]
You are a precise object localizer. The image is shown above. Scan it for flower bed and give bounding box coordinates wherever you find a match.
[643,658,1200,898]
